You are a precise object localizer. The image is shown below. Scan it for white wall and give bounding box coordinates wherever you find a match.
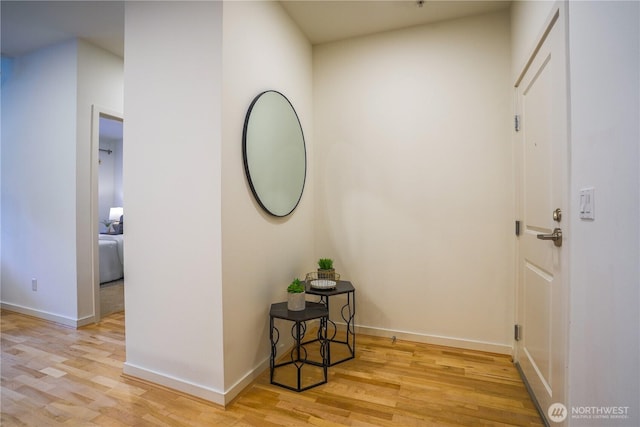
[98,139,116,224]
[113,136,123,208]
[0,57,5,295]
[566,2,639,424]
[98,138,116,227]
[123,1,226,404]
[1,40,79,322]
[0,56,9,295]
[98,136,123,232]
[0,56,10,298]
[221,1,314,399]
[0,39,123,325]
[314,10,513,352]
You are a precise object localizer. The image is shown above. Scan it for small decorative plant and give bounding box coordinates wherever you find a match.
[287,278,305,311]
[318,258,333,270]
[287,278,305,293]
[317,258,335,280]
[101,219,114,233]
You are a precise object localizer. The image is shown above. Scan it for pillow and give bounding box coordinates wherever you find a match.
[115,215,124,234]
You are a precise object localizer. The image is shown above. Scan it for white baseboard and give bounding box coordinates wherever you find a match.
[1,302,95,328]
[123,362,226,406]
[223,355,270,404]
[123,358,271,407]
[355,324,513,355]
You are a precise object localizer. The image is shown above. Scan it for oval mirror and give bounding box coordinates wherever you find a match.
[243,91,307,217]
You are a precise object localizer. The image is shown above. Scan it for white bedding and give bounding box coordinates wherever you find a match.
[99,234,124,283]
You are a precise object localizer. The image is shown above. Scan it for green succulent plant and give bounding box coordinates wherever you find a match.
[287,278,305,293]
[318,258,334,270]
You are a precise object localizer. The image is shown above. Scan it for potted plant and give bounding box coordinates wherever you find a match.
[101,219,114,233]
[317,258,335,280]
[287,278,306,311]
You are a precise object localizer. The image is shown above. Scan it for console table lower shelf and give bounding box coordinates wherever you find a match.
[269,302,329,392]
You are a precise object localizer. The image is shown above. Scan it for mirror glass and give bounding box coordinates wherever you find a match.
[243,91,307,217]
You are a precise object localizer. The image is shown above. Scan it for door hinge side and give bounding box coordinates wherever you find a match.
[514,324,522,341]
[515,220,521,236]
[514,114,520,132]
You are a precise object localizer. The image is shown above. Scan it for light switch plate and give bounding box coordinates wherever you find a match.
[579,187,595,220]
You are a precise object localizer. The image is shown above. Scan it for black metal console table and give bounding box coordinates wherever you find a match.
[305,280,355,366]
[269,302,329,392]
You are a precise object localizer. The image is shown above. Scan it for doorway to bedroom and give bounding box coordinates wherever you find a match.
[93,107,125,320]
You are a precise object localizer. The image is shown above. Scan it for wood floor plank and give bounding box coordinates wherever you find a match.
[1,310,542,426]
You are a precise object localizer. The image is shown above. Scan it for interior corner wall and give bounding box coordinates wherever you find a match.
[76,39,123,322]
[566,2,639,423]
[123,1,225,404]
[221,1,314,400]
[0,40,79,323]
[313,10,513,352]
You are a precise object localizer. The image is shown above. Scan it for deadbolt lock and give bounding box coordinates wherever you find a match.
[553,208,562,222]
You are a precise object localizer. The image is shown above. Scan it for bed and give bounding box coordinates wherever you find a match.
[99,234,124,284]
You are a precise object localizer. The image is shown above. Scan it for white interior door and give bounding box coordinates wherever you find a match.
[514,6,569,425]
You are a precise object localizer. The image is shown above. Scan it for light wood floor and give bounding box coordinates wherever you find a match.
[1,310,543,426]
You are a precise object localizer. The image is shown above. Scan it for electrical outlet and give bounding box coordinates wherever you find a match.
[31,278,37,291]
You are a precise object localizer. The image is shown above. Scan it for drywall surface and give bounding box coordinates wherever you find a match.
[221,0,315,398]
[1,40,79,323]
[314,10,513,352]
[123,1,225,404]
[566,2,640,424]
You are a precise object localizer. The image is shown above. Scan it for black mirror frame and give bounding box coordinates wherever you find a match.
[242,90,307,217]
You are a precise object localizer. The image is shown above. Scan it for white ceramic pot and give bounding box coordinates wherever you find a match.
[287,292,306,311]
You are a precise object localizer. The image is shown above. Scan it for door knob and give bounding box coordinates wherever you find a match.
[537,228,563,247]
[553,208,562,222]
